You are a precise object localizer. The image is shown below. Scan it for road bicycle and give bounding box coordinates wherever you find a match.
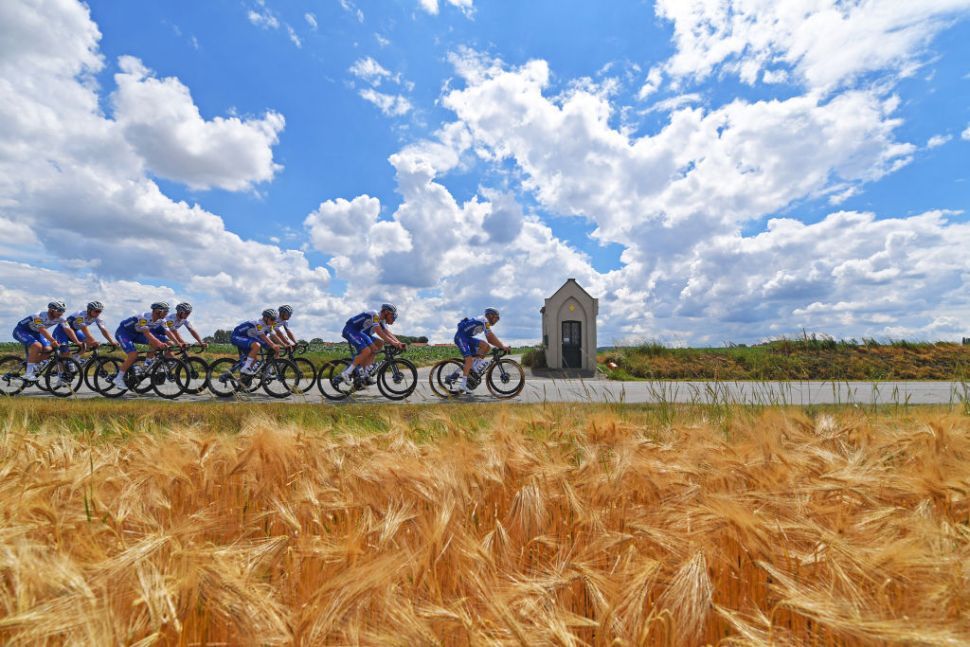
[91,345,191,399]
[207,346,300,398]
[428,348,525,399]
[0,346,83,397]
[317,344,417,401]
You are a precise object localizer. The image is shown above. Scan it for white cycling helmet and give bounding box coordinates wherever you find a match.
[484,307,500,318]
[87,301,104,311]
[262,308,278,320]
[151,301,170,312]
[176,302,193,314]
[48,300,66,312]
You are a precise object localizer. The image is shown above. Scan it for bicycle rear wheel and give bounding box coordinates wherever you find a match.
[0,355,27,396]
[91,357,125,398]
[151,358,187,399]
[378,358,418,400]
[125,357,155,395]
[486,359,525,399]
[207,358,242,398]
[317,359,354,400]
[261,358,299,398]
[429,358,463,398]
[45,357,82,397]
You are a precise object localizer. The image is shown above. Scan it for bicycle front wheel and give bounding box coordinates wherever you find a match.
[0,355,27,396]
[486,359,525,399]
[207,357,241,398]
[45,357,83,397]
[261,358,299,398]
[290,357,317,395]
[178,356,210,395]
[378,358,418,400]
[151,358,187,399]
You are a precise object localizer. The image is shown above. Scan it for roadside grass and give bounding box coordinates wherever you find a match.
[1,398,969,644]
[601,336,970,380]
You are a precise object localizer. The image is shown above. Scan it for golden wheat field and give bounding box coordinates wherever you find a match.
[0,399,968,646]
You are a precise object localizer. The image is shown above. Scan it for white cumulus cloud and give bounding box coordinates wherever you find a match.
[112,56,285,191]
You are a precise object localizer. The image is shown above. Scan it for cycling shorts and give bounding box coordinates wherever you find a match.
[116,328,149,354]
[231,333,257,356]
[13,325,50,349]
[342,326,377,353]
[454,333,484,357]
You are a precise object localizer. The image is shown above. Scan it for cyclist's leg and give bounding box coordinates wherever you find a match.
[230,332,258,373]
[53,326,74,357]
[113,329,145,387]
[339,329,373,380]
[14,327,49,382]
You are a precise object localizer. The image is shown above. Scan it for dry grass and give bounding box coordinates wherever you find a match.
[0,400,968,645]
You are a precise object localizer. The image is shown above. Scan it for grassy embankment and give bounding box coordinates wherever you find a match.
[1,397,968,645]
[599,336,970,381]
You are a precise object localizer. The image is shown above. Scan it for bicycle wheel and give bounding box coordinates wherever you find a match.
[377,358,418,400]
[45,357,83,397]
[91,357,126,398]
[207,357,242,398]
[290,357,317,395]
[0,355,27,396]
[486,359,525,399]
[429,358,464,398]
[125,357,155,395]
[317,358,354,400]
[177,356,210,395]
[35,356,55,392]
[151,358,187,399]
[261,358,299,398]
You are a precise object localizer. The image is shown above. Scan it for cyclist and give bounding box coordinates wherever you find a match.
[336,304,404,384]
[231,309,281,375]
[110,302,173,390]
[163,302,206,349]
[12,300,78,383]
[55,301,117,359]
[453,307,510,394]
[274,304,298,349]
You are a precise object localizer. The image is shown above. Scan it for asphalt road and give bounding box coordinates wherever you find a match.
[15,359,970,406]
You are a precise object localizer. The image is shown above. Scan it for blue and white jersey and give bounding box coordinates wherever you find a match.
[345,311,385,334]
[120,312,171,334]
[164,312,196,333]
[457,316,491,338]
[235,319,275,339]
[17,311,66,332]
[276,318,290,331]
[64,310,103,331]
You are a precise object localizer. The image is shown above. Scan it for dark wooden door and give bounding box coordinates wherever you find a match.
[562,320,582,368]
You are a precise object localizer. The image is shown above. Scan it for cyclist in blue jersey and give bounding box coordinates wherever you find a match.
[231,309,281,375]
[162,302,206,349]
[274,305,298,349]
[336,304,404,384]
[454,307,510,393]
[12,300,80,383]
[54,301,117,357]
[110,302,173,390]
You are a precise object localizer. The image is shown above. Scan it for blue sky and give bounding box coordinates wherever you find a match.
[2,0,969,345]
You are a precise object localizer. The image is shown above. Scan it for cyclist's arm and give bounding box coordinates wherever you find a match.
[170,328,189,347]
[142,330,166,349]
[78,324,96,345]
[485,330,510,352]
[271,329,291,347]
[185,322,204,345]
[39,326,58,347]
[285,327,297,344]
[374,326,404,348]
[97,322,117,345]
[258,332,280,352]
